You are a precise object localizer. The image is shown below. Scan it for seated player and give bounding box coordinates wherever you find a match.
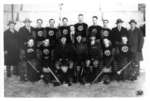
[23,37,41,82]
[101,38,115,84]
[116,36,135,81]
[74,35,88,84]
[85,35,102,84]
[40,39,54,84]
[54,36,75,86]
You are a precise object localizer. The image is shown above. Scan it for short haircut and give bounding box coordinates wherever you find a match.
[70,24,74,27]
[37,19,43,23]
[49,19,55,23]
[78,14,83,16]
[92,16,98,19]
[103,19,109,23]
[62,17,68,21]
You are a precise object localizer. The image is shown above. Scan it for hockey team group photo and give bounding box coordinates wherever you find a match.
[4,1,146,97]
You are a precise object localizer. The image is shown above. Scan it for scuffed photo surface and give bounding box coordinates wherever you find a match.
[3,0,146,97]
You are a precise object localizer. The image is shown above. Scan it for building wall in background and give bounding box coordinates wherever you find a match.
[4,0,145,31]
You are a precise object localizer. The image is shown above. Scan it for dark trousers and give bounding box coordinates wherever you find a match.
[6,66,11,77]
[74,62,85,83]
[13,66,19,76]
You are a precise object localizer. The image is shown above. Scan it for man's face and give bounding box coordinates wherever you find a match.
[9,23,15,30]
[103,38,110,47]
[25,22,31,28]
[49,20,55,26]
[90,36,96,45]
[103,20,108,27]
[62,19,68,25]
[91,36,96,41]
[28,39,34,47]
[117,23,122,28]
[122,37,128,44]
[61,37,67,44]
[92,18,97,25]
[130,23,136,29]
[37,20,43,27]
[78,15,84,22]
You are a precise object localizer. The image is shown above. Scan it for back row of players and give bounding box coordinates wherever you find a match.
[5,14,144,86]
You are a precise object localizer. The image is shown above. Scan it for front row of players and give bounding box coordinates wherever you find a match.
[20,30,139,86]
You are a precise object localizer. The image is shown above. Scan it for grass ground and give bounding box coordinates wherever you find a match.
[4,72,145,97]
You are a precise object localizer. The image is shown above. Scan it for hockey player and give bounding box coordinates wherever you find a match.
[74,35,88,84]
[54,36,75,86]
[36,18,43,28]
[74,14,88,42]
[24,36,41,82]
[116,36,134,80]
[85,35,103,84]
[45,19,58,63]
[40,39,54,84]
[101,38,115,84]
[58,17,71,43]
[88,16,102,41]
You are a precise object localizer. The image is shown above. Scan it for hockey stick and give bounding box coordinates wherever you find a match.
[92,70,103,84]
[47,66,61,83]
[117,61,132,75]
[26,60,40,73]
[92,57,113,84]
[80,67,84,76]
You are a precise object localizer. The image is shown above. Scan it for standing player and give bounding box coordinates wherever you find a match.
[74,14,88,42]
[101,19,112,41]
[34,19,45,61]
[36,18,43,28]
[88,16,102,41]
[45,19,58,62]
[58,17,71,43]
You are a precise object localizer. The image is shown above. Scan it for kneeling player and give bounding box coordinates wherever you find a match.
[21,37,41,82]
[74,35,88,84]
[54,36,75,86]
[101,38,114,84]
[85,35,102,84]
[116,36,135,81]
[41,39,55,84]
